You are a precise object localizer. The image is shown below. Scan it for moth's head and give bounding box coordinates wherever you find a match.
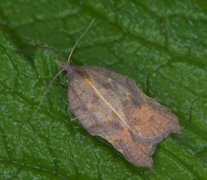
[57,62,76,74]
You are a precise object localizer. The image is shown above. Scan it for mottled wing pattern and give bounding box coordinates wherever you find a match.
[67,65,181,167]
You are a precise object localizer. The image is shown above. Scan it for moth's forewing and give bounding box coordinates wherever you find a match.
[67,65,181,168]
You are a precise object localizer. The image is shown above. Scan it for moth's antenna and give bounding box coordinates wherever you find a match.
[35,69,63,114]
[35,19,95,113]
[67,18,95,64]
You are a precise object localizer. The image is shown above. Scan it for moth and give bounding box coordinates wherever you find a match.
[59,63,181,167]
[57,20,181,168]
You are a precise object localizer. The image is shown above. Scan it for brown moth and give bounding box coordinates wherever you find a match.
[53,20,181,168]
[59,63,181,168]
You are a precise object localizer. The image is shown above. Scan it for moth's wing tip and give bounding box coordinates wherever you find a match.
[139,157,153,168]
[172,125,182,134]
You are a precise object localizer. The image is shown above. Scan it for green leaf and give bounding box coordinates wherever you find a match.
[0,0,207,179]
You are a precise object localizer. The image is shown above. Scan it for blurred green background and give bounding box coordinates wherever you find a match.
[0,0,207,179]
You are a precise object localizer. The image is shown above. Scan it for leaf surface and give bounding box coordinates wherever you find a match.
[0,0,207,179]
